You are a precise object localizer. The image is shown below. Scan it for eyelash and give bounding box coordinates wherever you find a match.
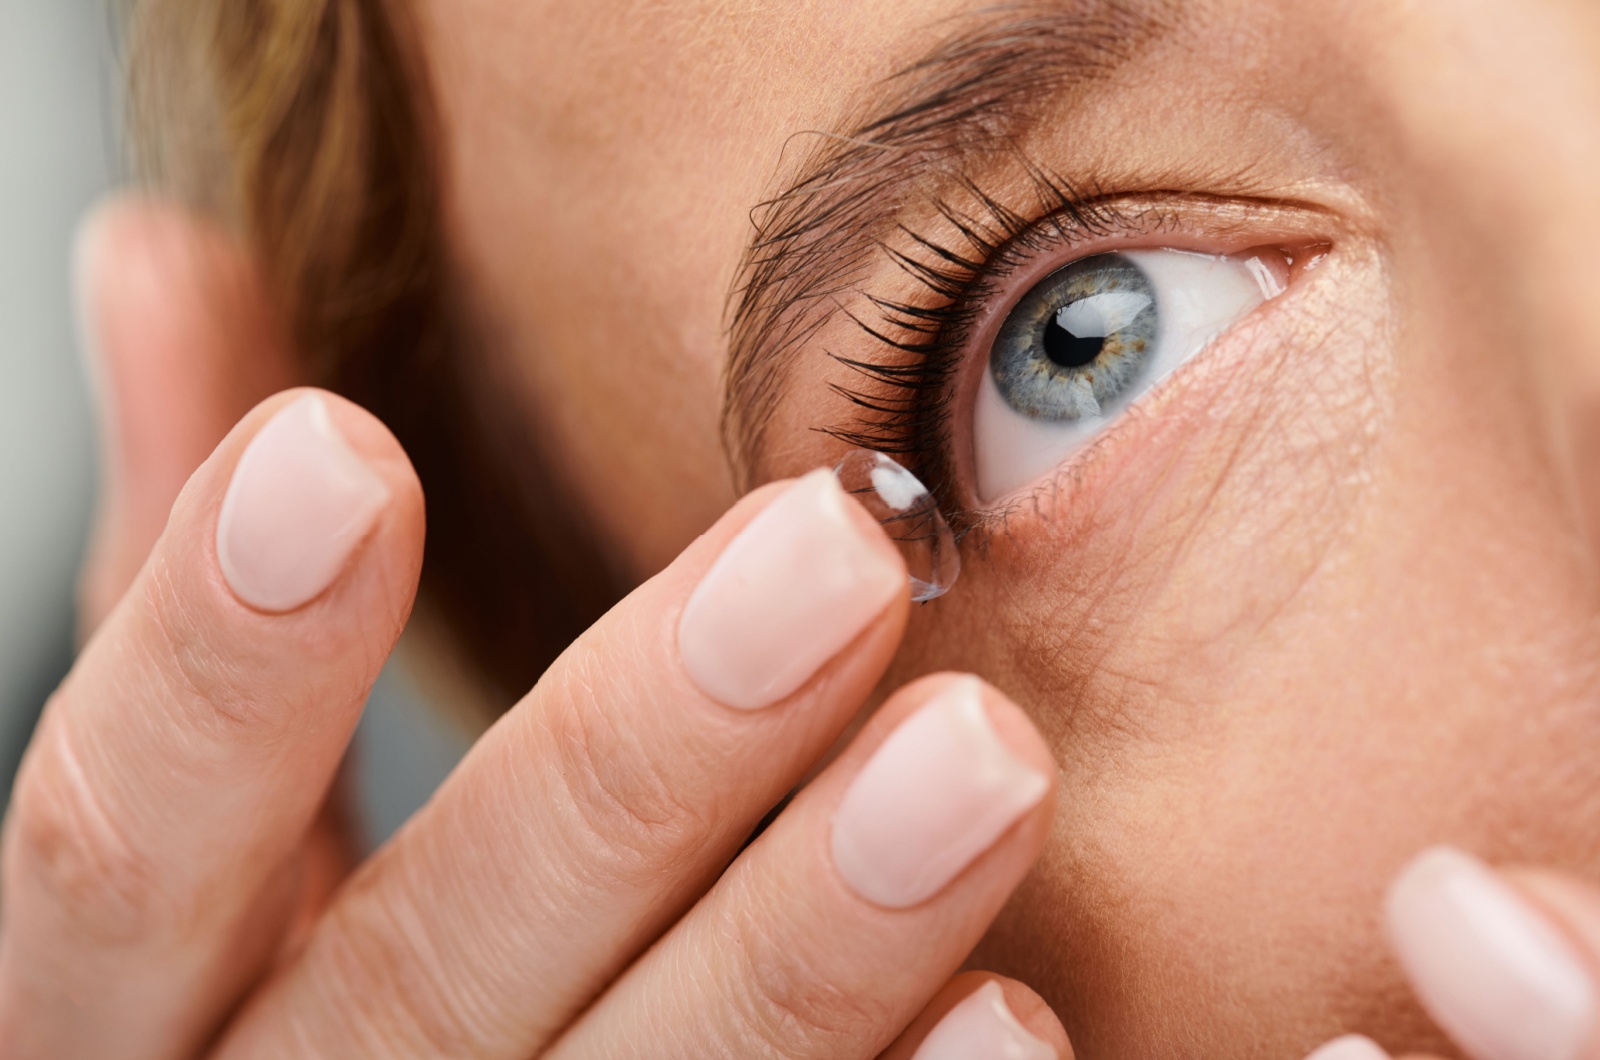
[822,169,1177,537]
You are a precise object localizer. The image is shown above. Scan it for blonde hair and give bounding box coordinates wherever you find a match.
[130,0,437,376]
[127,0,625,713]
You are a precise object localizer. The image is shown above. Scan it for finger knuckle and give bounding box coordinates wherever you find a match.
[7,712,174,944]
[314,873,506,1055]
[545,654,708,883]
[139,554,285,739]
[722,901,889,1054]
[140,553,379,743]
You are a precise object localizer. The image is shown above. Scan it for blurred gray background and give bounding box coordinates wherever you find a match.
[0,0,467,843]
[0,0,106,801]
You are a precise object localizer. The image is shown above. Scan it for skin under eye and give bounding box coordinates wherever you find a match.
[973,248,1287,502]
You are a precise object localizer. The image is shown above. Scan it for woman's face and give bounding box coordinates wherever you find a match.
[416,0,1600,1053]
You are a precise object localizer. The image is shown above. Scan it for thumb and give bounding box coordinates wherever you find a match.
[75,197,296,633]
[1305,847,1600,1060]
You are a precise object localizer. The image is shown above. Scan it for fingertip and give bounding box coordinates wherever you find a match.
[830,674,1054,909]
[74,197,281,409]
[306,391,428,545]
[985,975,1075,1058]
[211,390,421,616]
[829,462,915,594]
[876,672,1060,818]
[896,973,1070,1060]
[310,390,415,479]
[1501,866,1600,957]
[974,675,1059,802]
[228,388,421,503]
[675,468,909,711]
[1384,846,1599,1060]
[1303,1034,1391,1060]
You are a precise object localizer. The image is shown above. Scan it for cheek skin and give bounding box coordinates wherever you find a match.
[886,233,1600,1055]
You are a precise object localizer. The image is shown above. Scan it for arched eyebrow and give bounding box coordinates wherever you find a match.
[721,0,1175,485]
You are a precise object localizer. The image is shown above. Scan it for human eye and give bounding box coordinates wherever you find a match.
[974,247,1287,501]
[825,188,1330,524]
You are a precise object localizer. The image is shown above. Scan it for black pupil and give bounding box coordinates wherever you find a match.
[1043,307,1106,368]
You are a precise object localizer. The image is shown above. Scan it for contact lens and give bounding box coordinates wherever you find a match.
[834,450,960,603]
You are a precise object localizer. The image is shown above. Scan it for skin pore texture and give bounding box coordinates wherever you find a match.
[418,0,1600,1055]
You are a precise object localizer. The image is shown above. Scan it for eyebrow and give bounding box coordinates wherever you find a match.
[721,0,1175,484]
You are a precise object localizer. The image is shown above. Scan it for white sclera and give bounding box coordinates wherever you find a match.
[834,450,960,603]
[974,247,1275,502]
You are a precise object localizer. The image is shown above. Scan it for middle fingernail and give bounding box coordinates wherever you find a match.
[832,678,1050,909]
[678,468,903,710]
[913,982,1054,1060]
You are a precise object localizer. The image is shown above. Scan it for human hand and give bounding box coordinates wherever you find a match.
[0,227,1074,1058]
[1306,848,1600,1060]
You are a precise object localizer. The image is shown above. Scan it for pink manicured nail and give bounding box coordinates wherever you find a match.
[1303,1035,1390,1060]
[217,395,390,612]
[832,678,1049,908]
[1386,847,1597,1060]
[913,981,1054,1060]
[678,469,903,710]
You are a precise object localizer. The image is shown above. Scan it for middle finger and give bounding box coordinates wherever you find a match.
[546,674,1057,1060]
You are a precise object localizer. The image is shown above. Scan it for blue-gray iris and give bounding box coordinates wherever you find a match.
[989,253,1159,421]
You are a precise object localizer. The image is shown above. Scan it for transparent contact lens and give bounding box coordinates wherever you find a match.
[834,450,960,603]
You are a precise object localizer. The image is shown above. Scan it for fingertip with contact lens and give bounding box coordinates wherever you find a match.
[834,449,960,603]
